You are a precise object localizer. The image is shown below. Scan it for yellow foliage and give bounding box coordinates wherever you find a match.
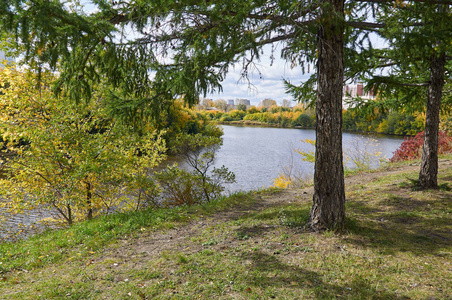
[0,65,166,225]
[273,174,292,189]
[294,139,316,162]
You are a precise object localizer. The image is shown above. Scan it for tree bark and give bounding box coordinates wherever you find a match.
[418,54,446,189]
[67,204,72,225]
[308,0,346,232]
[86,181,93,220]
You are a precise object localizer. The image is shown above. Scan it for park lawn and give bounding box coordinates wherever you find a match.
[1,156,451,299]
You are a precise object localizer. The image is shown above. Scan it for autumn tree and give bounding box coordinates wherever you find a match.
[213,99,228,112]
[236,104,247,112]
[0,0,346,231]
[259,99,277,109]
[0,66,166,225]
[198,98,214,110]
[281,99,292,108]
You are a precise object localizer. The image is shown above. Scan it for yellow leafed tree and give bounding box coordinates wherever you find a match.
[0,66,166,225]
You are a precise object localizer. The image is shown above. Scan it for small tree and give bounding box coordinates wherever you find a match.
[199,98,213,110]
[0,67,166,225]
[212,99,228,112]
[157,133,235,205]
[281,99,292,108]
[236,104,247,112]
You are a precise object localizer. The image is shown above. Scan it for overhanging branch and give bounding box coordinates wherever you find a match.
[347,21,384,29]
[354,0,452,5]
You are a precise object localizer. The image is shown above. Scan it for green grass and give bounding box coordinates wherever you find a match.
[0,192,255,274]
[1,157,452,299]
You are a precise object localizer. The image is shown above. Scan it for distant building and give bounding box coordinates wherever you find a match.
[235,98,250,106]
[227,99,235,106]
[343,83,375,109]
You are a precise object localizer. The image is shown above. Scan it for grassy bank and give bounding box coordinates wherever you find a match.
[1,156,451,299]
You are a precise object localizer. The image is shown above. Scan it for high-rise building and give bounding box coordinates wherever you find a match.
[343,83,375,109]
[235,98,250,106]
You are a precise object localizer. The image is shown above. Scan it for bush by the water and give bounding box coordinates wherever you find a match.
[390,131,452,162]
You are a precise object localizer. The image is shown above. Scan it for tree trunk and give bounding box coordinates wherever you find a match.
[86,181,93,220]
[308,0,346,232]
[67,204,73,225]
[418,54,446,189]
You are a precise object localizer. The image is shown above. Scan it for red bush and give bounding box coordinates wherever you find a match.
[390,131,452,162]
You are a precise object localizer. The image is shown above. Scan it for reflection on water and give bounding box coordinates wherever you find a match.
[210,125,404,192]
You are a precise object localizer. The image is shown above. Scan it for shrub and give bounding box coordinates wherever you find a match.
[220,114,233,122]
[155,166,204,206]
[243,113,262,121]
[228,110,246,120]
[157,134,235,206]
[292,113,313,127]
[390,131,452,162]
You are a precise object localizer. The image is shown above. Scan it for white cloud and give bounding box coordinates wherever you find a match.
[207,50,312,106]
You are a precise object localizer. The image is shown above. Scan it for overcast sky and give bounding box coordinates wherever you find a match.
[205,50,312,106]
[79,1,312,107]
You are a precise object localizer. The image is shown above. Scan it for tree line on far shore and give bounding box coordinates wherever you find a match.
[198,105,452,137]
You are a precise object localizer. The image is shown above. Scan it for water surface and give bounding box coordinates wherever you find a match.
[212,125,404,192]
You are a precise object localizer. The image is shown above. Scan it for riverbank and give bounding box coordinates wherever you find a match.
[217,120,410,137]
[0,126,405,240]
[1,155,451,299]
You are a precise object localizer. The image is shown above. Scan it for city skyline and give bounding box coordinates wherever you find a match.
[205,48,312,106]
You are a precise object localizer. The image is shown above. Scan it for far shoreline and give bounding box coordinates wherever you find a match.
[216,120,411,138]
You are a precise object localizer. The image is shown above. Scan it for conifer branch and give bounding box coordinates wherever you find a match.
[347,21,385,29]
[355,0,451,4]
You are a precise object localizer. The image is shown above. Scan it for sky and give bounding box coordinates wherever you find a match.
[204,49,312,106]
[78,1,312,107]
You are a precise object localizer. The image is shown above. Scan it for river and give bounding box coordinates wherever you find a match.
[205,125,404,192]
[1,125,404,240]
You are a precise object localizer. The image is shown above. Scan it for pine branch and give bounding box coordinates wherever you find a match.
[347,21,385,29]
[355,0,452,5]
[399,82,430,87]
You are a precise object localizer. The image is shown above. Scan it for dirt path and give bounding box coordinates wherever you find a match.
[95,159,452,271]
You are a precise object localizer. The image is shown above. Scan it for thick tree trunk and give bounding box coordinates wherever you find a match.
[418,54,446,189]
[308,0,346,232]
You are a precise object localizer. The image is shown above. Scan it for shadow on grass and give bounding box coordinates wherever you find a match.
[400,177,452,192]
[240,250,409,299]
[235,225,277,240]
[237,191,451,257]
[233,206,311,241]
[344,195,451,256]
